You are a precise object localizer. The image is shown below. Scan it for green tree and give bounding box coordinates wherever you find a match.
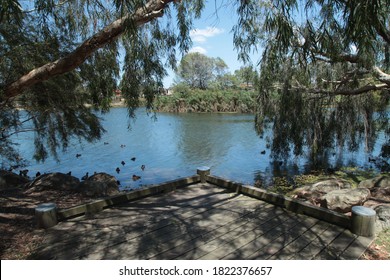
[176,52,215,89]
[0,0,204,166]
[175,53,232,90]
[234,65,258,87]
[212,57,232,89]
[233,0,390,165]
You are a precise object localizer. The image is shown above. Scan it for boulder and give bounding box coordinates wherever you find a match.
[358,175,390,190]
[360,176,390,202]
[371,185,390,202]
[0,170,31,190]
[322,188,371,213]
[374,205,390,231]
[291,178,351,205]
[27,172,80,192]
[77,172,119,197]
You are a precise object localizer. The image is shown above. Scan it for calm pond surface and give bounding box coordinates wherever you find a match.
[13,107,387,189]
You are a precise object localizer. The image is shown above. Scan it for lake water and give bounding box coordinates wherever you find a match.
[11,107,387,189]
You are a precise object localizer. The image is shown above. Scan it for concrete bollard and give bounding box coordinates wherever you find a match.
[35,203,58,229]
[351,206,376,237]
[197,166,210,183]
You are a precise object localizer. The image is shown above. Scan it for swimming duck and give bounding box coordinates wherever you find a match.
[76,154,81,158]
[132,174,141,181]
[116,167,120,174]
[141,165,145,171]
[121,161,126,166]
[131,157,136,161]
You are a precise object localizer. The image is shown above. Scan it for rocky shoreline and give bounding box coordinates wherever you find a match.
[288,175,390,233]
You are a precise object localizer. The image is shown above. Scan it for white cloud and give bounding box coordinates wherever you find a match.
[188,46,207,54]
[190,27,224,43]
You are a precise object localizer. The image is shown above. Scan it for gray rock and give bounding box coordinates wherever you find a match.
[291,178,351,204]
[27,172,80,191]
[0,170,31,190]
[358,175,390,190]
[374,205,390,231]
[369,177,390,202]
[77,172,119,197]
[322,188,371,213]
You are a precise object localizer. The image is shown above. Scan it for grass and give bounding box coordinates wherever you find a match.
[265,167,386,195]
[362,229,390,260]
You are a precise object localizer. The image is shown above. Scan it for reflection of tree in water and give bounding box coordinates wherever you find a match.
[176,114,234,165]
[255,88,390,172]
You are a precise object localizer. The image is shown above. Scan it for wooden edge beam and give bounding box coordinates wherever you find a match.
[57,174,201,221]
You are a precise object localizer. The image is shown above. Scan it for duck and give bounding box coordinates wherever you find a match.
[76,154,82,158]
[260,150,266,155]
[35,171,41,177]
[131,157,136,161]
[104,142,109,145]
[116,167,120,174]
[132,174,141,181]
[141,165,145,171]
[121,161,126,166]
[81,172,89,180]
[120,144,126,148]
[368,156,376,163]
[67,171,72,176]
[19,169,29,177]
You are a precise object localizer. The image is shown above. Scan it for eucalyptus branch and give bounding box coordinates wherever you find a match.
[4,0,176,99]
[372,20,390,45]
[373,66,390,86]
[307,83,389,96]
[1,127,43,140]
[314,50,362,64]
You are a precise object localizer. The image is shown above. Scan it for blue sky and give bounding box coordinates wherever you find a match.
[19,1,260,88]
[163,2,261,87]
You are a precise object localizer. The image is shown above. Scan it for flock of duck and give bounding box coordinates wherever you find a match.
[77,150,145,185]
[16,143,146,186]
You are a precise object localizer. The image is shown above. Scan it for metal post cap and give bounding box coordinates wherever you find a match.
[351,206,376,216]
[197,166,210,171]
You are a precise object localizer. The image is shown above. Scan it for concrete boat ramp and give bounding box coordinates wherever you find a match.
[31,170,374,260]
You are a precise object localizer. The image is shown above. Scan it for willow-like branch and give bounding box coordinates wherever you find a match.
[3,0,176,100]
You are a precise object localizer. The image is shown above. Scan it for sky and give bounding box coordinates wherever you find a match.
[163,1,261,87]
[18,0,260,88]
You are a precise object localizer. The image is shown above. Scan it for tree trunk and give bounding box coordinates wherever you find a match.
[3,0,175,100]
